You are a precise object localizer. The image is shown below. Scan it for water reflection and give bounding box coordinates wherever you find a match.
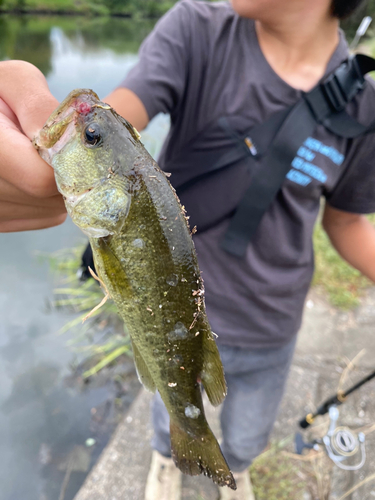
[0,15,52,73]
[0,15,156,73]
[48,27,138,101]
[2,9,373,500]
[0,14,166,500]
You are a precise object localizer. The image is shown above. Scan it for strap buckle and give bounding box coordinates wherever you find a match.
[320,72,349,112]
[320,57,366,113]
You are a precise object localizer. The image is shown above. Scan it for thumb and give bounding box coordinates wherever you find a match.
[0,60,58,139]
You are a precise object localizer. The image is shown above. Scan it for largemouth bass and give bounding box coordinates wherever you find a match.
[34,89,236,490]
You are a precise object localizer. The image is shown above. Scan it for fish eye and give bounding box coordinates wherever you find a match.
[84,123,102,147]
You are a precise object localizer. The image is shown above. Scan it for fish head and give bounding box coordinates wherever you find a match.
[34,89,140,238]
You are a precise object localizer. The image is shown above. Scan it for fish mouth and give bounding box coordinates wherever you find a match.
[57,180,100,208]
[63,189,92,208]
[33,89,100,154]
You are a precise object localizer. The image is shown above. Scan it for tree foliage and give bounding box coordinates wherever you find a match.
[0,0,179,16]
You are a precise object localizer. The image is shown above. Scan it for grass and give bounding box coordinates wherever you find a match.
[1,0,108,15]
[249,434,375,500]
[312,211,375,309]
[45,221,375,498]
[249,440,324,500]
[250,453,306,500]
[46,209,375,378]
[248,437,337,500]
[0,0,177,17]
[44,244,132,378]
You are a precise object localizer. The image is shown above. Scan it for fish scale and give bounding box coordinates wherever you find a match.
[34,88,236,490]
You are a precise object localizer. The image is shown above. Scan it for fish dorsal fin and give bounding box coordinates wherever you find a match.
[200,332,227,407]
[131,340,156,393]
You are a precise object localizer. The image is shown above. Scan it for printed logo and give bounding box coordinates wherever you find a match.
[286,137,344,187]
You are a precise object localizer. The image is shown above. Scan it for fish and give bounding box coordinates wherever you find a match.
[33,89,236,490]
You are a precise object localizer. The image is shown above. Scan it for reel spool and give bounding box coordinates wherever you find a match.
[323,428,366,470]
[322,407,366,471]
[297,366,375,470]
[296,406,366,471]
[331,427,359,457]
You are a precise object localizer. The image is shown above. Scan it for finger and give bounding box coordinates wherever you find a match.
[0,97,20,127]
[0,61,58,139]
[0,177,65,209]
[0,124,58,197]
[0,200,65,221]
[0,213,67,233]
[0,109,21,132]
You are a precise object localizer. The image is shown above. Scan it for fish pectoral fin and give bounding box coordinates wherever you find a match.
[200,332,227,407]
[170,419,236,490]
[131,340,156,393]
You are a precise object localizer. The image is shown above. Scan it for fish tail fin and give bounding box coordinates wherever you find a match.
[170,419,236,490]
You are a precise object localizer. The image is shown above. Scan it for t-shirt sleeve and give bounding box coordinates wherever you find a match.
[118,1,192,121]
[325,80,375,214]
[325,133,375,214]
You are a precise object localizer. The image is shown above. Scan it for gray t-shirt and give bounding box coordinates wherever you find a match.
[121,0,375,348]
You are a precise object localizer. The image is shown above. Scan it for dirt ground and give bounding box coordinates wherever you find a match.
[74,287,375,500]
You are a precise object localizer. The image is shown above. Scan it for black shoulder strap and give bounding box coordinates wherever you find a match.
[220,54,375,257]
[304,54,375,138]
[221,100,316,256]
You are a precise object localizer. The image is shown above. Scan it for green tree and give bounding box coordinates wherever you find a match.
[16,0,26,11]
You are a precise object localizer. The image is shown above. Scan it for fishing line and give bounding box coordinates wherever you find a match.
[295,369,375,470]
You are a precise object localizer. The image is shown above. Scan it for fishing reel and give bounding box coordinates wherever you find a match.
[296,405,366,471]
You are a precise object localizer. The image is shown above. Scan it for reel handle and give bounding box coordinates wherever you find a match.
[295,432,316,455]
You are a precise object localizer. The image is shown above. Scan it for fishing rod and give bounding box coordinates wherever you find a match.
[349,16,372,51]
[295,16,374,469]
[299,367,375,429]
[296,368,375,471]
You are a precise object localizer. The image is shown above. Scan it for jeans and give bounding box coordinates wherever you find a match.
[151,336,297,472]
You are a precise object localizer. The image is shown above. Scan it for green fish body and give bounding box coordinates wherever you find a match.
[34,89,236,490]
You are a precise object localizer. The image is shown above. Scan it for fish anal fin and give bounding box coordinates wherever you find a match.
[131,340,156,393]
[170,419,236,490]
[200,333,227,407]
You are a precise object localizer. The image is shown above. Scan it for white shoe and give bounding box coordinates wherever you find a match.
[144,450,182,500]
[219,469,255,500]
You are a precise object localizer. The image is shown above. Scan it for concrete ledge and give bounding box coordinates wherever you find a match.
[75,289,375,500]
[74,389,153,500]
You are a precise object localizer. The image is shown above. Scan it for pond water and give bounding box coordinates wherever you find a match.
[0,15,169,500]
[0,10,375,500]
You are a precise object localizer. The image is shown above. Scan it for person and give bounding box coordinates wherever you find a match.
[1,0,375,499]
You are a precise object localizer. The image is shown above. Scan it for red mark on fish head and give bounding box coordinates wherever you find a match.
[77,102,91,115]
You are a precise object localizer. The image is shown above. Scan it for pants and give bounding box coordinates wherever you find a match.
[151,336,297,472]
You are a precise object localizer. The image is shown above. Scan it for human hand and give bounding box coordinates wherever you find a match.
[0,60,67,232]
